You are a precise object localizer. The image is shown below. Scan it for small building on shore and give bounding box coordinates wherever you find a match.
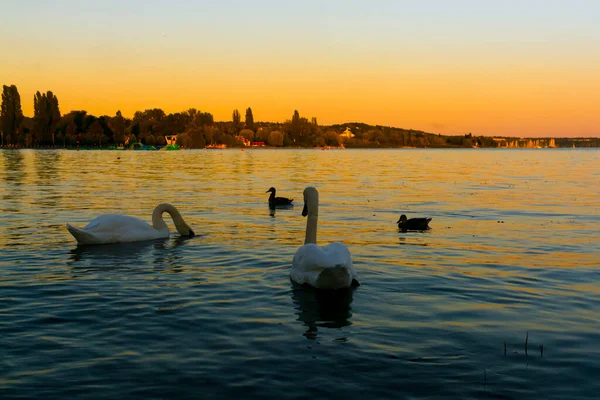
[340,127,355,139]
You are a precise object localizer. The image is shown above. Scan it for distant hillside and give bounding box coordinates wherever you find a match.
[324,122,600,148]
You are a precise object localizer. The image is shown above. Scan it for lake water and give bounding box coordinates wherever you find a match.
[1,148,599,399]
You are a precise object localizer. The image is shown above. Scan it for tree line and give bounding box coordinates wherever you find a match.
[1,84,598,148]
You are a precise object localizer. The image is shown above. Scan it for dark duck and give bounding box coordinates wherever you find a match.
[396,214,432,231]
[266,187,293,207]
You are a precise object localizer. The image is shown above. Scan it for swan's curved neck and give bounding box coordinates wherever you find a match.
[305,215,318,244]
[304,205,318,245]
[152,203,186,233]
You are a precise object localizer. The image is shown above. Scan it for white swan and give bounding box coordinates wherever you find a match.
[66,203,195,245]
[291,187,359,289]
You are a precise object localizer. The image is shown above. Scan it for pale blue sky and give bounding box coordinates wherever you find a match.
[4,0,599,54]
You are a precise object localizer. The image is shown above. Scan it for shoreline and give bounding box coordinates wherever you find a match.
[0,145,595,150]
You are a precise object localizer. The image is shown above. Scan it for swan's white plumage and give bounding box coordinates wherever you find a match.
[292,242,355,289]
[66,215,168,245]
[291,187,358,289]
[66,203,193,245]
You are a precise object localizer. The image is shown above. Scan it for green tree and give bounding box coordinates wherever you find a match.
[292,109,300,125]
[185,108,198,127]
[232,109,241,133]
[255,128,269,142]
[33,91,61,145]
[217,132,234,147]
[163,112,188,135]
[156,135,166,146]
[288,109,301,143]
[200,126,213,144]
[65,122,77,147]
[133,108,165,124]
[268,130,284,146]
[71,110,87,133]
[83,114,97,132]
[178,127,206,148]
[286,109,311,144]
[193,111,214,127]
[204,125,219,144]
[130,122,140,141]
[324,130,341,146]
[19,117,33,146]
[87,120,105,146]
[0,85,23,146]
[239,128,254,142]
[56,112,78,147]
[245,107,254,131]
[145,135,157,146]
[110,110,127,145]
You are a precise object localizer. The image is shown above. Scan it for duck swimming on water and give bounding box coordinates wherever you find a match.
[266,187,293,207]
[396,214,432,231]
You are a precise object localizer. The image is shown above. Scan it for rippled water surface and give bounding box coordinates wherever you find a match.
[1,148,599,399]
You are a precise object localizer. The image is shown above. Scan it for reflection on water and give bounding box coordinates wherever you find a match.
[1,150,25,205]
[34,150,61,183]
[2,149,25,182]
[268,203,295,217]
[1,148,599,399]
[67,236,195,273]
[68,238,170,263]
[35,151,62,208]
[291,283,354,340]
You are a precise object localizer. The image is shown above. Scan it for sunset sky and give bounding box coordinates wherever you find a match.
[1,0,598,137]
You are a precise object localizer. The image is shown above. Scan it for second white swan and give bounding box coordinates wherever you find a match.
[291,187,359,289]
[66,203,195,245]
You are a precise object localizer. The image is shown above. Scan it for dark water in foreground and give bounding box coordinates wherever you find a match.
[1,148,599,399]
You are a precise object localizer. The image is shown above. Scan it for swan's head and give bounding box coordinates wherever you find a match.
[302,186,319,217]
[155,203,195,237]
[266,187,276,193]
[396,214,408,224]
[180,223,195,237]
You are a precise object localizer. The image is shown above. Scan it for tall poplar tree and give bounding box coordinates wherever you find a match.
[0,85,24,145]
[245,107,254,131]
[232,109,241,134]
[290,109,301,142]
[33,91,61,145]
